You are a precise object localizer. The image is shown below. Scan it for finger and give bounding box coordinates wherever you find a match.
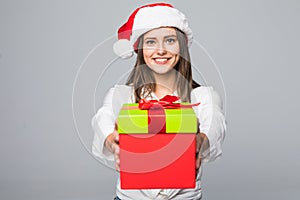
[112,143,120,155]
[112,128,119,143]
[196,157,201,169]
[112,144,120,166]
[114,143,120,155]
[197,118,200,133]
[112,143,120,171]
[112,123,120,171]
[114,122,118,130]
[114,131,119,143]
[196,134,201,153]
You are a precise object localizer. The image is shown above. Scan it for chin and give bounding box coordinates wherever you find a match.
[151,66,174,74]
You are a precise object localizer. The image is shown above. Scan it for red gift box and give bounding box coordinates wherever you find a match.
[118,96,199,189]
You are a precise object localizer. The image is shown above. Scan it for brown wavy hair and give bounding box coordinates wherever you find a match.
[126,28,200,102]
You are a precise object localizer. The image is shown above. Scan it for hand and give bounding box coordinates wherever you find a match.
[104,123,120,171]
[196,132,208,170]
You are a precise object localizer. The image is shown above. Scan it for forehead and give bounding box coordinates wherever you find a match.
[143,27,177,38]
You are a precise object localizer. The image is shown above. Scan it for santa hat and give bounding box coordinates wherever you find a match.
[113,3,193,59]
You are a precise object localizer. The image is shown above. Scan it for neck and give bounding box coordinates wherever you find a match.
[153,70,177,99]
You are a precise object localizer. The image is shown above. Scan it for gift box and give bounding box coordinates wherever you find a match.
[117,97,199,189]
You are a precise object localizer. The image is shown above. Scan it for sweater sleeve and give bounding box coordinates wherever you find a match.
[91,87,116,161]
[191,86,226,163]
[91,85,133,163]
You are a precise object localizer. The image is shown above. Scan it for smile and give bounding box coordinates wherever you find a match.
[153,58,171,65]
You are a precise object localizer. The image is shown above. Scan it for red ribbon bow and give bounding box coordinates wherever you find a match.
[138,95,200,110]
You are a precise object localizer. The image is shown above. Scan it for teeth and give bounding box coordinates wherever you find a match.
[155,58,167,62]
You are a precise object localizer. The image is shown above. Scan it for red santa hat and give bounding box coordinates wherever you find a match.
[113,3,193,59]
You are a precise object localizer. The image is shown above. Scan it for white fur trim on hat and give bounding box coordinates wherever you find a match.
[113,39,133,59]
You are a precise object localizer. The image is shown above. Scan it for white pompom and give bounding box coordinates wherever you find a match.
[113,39,134,59]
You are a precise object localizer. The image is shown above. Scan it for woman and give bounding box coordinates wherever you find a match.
[92,3,226,199]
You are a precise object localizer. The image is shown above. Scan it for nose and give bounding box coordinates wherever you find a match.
[156,42,167,55]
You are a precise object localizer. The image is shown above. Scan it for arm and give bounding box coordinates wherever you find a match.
[91,85,133,169]
[91,88,116,162]
[192,87,226,164]
[195,132,209,169]
[104,124,120,171]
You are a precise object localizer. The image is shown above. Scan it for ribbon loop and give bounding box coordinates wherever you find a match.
[138,95,200,110]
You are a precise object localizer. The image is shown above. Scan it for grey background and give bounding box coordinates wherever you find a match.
[1,0,299,199]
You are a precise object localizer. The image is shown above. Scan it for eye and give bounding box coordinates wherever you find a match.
[165,38,176,44]
[145,40,156,46]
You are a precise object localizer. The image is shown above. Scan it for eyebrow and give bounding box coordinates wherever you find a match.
[144,35,177,40]
[164,35,177,39]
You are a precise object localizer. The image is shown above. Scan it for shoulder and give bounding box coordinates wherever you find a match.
[106,84,133,95]
[191,86,223,108]
[99,84,134,117]
[191,86,215,97]
[113,84,133,91]
[108,84,134,103]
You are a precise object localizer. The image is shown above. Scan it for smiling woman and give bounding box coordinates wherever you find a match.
[142,27,180,76]
[91,2,226,200]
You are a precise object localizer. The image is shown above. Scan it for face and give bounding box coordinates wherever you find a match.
[142,27,180,75]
